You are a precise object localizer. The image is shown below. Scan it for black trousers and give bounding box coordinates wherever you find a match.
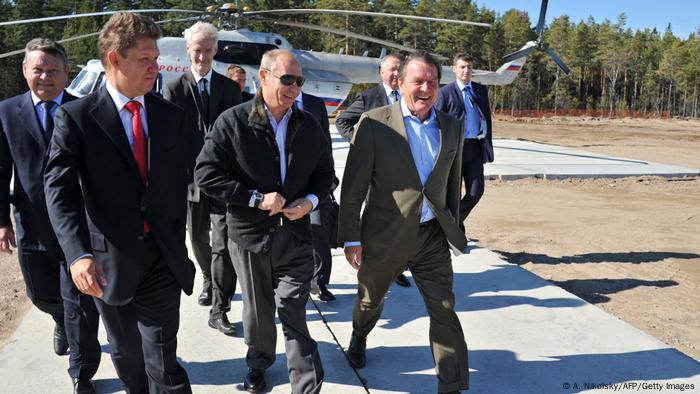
[210,211,237,317]
[94,237,191,394]
[18,248,101,380]
[310,200,332,288]
[187,195,212,287]
[459,140,485,229]
[229,228,324,394]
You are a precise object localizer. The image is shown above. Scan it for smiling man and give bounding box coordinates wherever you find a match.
[339,52,469,394]
[196,49,332,393]
[0,38,101,394]
[163,21,241,336]
[44,12,194,393]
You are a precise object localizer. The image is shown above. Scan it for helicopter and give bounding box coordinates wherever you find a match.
[0,1,569,115]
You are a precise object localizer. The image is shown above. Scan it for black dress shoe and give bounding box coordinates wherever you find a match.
[197,288,212,306]
[72,378,96,394]
[318,285,336,302]
[394,273,411,287]
[347,333,366,369]
[208,313,236,336]
[53,323,69,356]
[243,368,266,392]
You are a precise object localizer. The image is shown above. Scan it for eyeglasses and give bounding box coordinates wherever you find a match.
[263,68,305,87]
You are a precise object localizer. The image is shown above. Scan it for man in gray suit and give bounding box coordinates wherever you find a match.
[163,21,241,335]
[339,52,469,394]
[335,52,412,288]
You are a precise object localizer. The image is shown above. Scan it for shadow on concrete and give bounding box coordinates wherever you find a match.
[179,341,364,392]
[356,346,700,394]
[493,250,700,266]
[551,278,678,304]
[312,264,586,331]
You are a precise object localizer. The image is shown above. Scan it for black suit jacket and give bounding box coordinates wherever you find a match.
[300,92,337,196]
[0,91,76,252]
[241,91,255,103]
[435,81,494,163]
[195,95,334,254]
[162,69,241,203]
[44,87,195,305]
[335,84,390,141]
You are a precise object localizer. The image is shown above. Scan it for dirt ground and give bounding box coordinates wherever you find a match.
[469,116,700,361]
[1,116,698,363]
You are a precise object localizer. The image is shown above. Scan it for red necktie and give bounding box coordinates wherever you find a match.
[124,100,150,232]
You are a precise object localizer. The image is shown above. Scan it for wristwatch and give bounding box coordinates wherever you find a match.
[252,191,264,208]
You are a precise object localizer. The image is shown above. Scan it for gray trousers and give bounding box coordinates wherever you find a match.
[353,221,469,393]
[229,227,323,394]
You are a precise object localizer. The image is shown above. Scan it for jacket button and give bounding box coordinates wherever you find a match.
[276,181,281,186]
[137,235,144,241]
[269,227,275,233]
[140,206,146,212]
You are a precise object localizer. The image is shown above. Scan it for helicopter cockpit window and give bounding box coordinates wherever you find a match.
[214,41,278,65]
[67,69,100,97]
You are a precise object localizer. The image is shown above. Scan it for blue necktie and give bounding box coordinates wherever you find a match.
[391,90,400,104]
[42,101,56,142]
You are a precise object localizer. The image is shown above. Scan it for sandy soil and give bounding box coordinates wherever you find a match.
[1,116,698,363]
[468,117,700,360]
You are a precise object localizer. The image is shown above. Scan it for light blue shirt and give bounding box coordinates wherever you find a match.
[257,105,318,209]
[344,98,441,248]
[400,98,440,223]
[382,83,400,105]
[456,80,480,139]
[30,90,64,128]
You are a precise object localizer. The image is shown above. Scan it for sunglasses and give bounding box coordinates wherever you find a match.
[263,68,305,87]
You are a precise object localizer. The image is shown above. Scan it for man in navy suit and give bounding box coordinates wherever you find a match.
[296,91,337,301]
[45,13,194,393]
[0,38,101,394]
[334,52,411,288]
[436,53,494,231]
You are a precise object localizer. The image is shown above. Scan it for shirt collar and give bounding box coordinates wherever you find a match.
[30,90,64,106]
[456,79,473,91]
[263,103,293,127]
[400,98,436,124]
[382,83,398,97]
[190,66,213,83]
[295,92,303,105]
[105,81,146,112]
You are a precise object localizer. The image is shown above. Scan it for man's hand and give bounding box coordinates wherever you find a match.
[344,245,362,270]
[258,192,286,216]
[70,257,108,298]
[281,198,313,221]
[0,226,16,254]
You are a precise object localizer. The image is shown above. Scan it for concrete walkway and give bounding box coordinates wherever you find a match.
[0,129,698,393]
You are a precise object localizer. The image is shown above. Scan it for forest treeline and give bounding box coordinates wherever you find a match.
[1,1,698,118]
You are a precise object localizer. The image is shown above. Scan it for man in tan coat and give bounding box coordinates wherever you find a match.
[338,51,469,393]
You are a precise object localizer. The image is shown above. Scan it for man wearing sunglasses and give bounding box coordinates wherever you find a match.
[195,49,332,394]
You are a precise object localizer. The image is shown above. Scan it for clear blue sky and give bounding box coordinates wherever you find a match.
[481,0,699,39]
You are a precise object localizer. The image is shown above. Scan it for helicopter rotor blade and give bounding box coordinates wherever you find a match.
[0,16,200,59]
[545,47,571,75]
[535,0,548,36]
[502,44,536,63]
[246,9,491,28]
[0,9,203,27]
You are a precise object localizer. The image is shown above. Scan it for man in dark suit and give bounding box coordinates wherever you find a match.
[44,13,195,393]
[0,38,101,394]
[435,53,494,231]
[339,52,469,394]
[196,49,332,394]
[163,21,242,337]
[334,52,411,288]
[227,64,255,102]
[296,91,337,301]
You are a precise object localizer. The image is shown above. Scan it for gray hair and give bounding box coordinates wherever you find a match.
[379,53,404,70]
[184,21,218,44]
[23,38,68,66]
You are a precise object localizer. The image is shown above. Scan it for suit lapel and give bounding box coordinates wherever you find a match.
[184,70,204,117]
[17,92,48,149]
[388,102,422,186]
[208,72,224,125]
[90,87,143,188]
